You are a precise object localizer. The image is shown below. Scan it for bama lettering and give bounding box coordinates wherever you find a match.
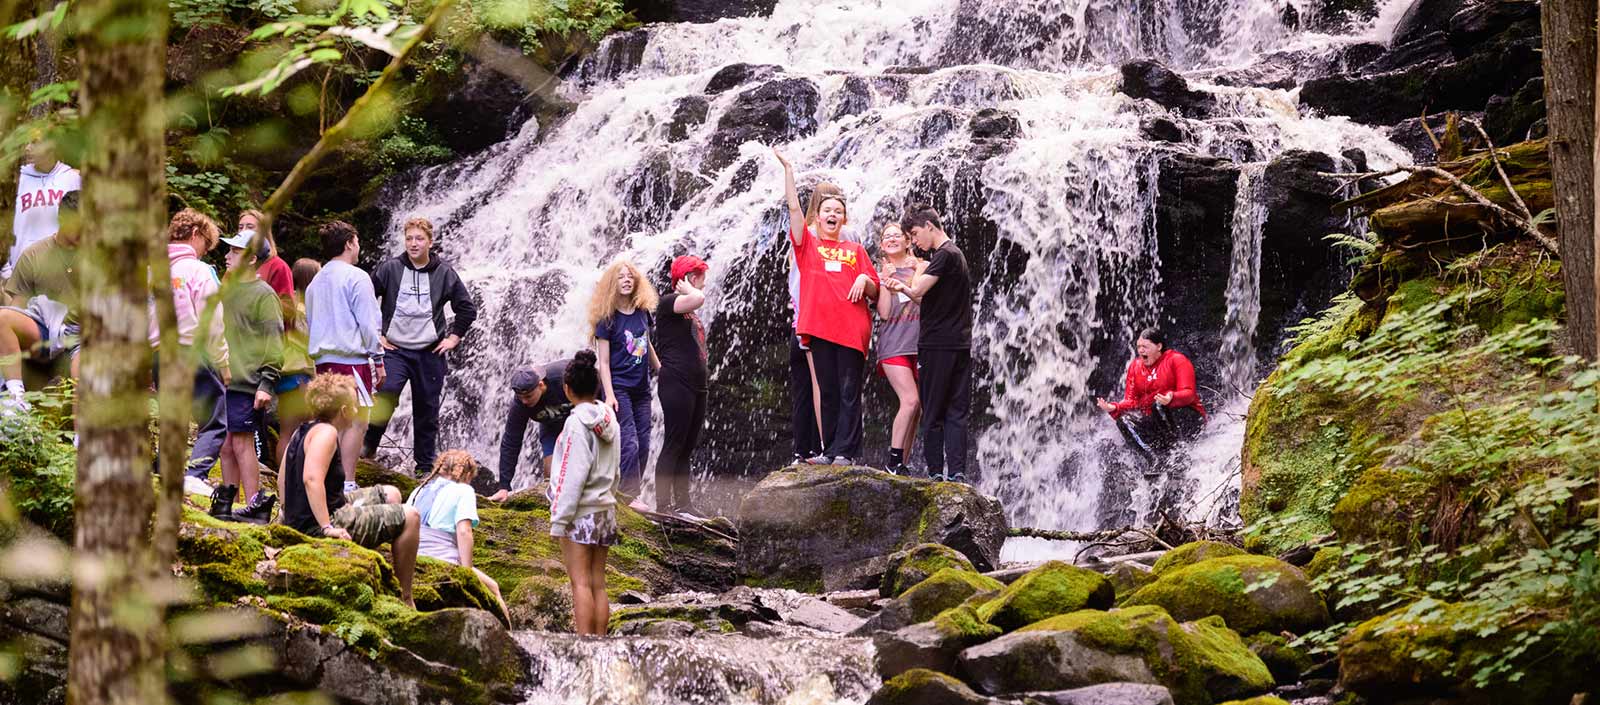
[18,189,66,212]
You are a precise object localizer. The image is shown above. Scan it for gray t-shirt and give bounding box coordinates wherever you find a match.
[388,266,436,349]
[875,264,920,361]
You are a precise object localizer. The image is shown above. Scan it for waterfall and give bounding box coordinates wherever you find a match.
[372,0,1411,559]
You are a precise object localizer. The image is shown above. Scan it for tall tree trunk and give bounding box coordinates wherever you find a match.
[67,0,169,700]
[1542,0,1599,360]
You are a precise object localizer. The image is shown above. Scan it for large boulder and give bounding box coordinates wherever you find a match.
[1123,555,1329,635]
[387,608,527,699]
[956,606,1274,704]
[703,77,820,172]
[1151,542,1247,577]
[1021,683,1176,705]
[1119,60,1216,117]
[976,561,1115,632]
[857,568,1005,634]
[873,604,1003,679]
[882,543,977,598]
[739,465,1008,592]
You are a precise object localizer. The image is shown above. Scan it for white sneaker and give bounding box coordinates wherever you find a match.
[184,475,214,497]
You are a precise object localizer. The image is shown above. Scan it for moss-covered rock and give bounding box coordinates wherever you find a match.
[976,561,1115,632]
[881,543,976,598]
[1106,561,1157,602]
[873,603,1002,680]
[271,540,398,606]
[412,557,500,618]
[1124,555,1328,635]
[866,668,994,705]
[1215,697,1291,705]
[959,605,1273,704]
[354,458,417,497]
[1303,546,1342,582]
[1329,467,1433,545]
[387,607,525,694]
[1246,632,1313,684]
[1153,542,1247,576]
[506,573,573,632]
[899,569,1005,626]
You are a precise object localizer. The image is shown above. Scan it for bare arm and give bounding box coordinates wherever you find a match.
[597,338,616,410]
[301,425,349,538]
[672,281,706,313]
[455,519,474,569]
[875,266,894,318]
[899,272,940,303]
[773,148,805,248]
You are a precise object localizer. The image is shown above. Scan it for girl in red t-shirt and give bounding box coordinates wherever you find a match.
[774,148,879,466]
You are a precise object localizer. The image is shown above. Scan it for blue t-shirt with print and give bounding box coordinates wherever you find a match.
[596,308,651,390]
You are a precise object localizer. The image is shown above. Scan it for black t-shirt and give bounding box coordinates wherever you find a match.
[281,421,345,536]
[919,240,972,350]
[655,293,708,389]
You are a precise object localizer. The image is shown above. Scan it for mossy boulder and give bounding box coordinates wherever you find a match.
[866,668,995,705]
[881,543,976,598]
[506,573,573,632]
[1303,546,1342,582]
[739,465,1007,593]
[956,605,1273,704]
[856,568,1004,634]
[270,540,399,607]
[1245,632,1313,684]
[412,557,501,619]
[1329,467,1433,545]
[1215,698,1290,705]
[976,561,1115,632]
[873,603,1002,679]
[1124,555,1328,635]
[1106,561,1156,602]
[354,458,417,497]
[1152,542,1247,576]
[387,607,526,695]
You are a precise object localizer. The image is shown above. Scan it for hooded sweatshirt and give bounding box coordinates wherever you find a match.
[547,400,619,537]
[372,254,477,350]
[151,242,228,369]
[7,162,81,278]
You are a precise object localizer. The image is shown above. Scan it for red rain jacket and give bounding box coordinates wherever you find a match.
[1108,349,1207,421]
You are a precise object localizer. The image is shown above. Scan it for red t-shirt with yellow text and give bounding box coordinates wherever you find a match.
[794,226,879,353]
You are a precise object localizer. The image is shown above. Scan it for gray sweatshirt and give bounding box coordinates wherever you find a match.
[547,400,619,537]
[305,259,384,366]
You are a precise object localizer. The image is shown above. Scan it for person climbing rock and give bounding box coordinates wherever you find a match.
[405,449,509,622]
[491,359,586,501]
[547,350,621,636]
[873,222,925,476]
[363,216,478,473]
[654,255,710,517]
[588,258,658,503]
[305,220,386,491]
[280,372,421,608]
[215,229,285,523]
[1096,327,1207,466]
[885,206,972,483]
[773,148,879,467]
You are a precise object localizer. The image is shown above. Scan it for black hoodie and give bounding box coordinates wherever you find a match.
[371,254,478,346]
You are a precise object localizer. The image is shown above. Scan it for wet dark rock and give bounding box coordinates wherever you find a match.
[1212,42,1384,89]
[738,466,1008,593]
[703,77,820,172]
[1298,0,1380,33]
[1019,683,1175,705]
[624,0,778,24]
[1152,152,1240,396]
[918,110,963,147]
[1484,76,1545,145]
[705,63,781,94]
[1140,116,1187,143]
[873,604,1001,680]
[1448,0,1540,49]
[610,586,864,636]
[667,95,710,142]
[1119,60,1216,118]
[833,76,874,120]
[624,151,712,232]
[1385,111,1485,163]
[869,668,1002,705]
[969,108,1021,140]
[935,0,1077,70]
[577,29,649,84]
[1255,150,1355,361]
[418,58,540,155]
[1390,0,1466,48]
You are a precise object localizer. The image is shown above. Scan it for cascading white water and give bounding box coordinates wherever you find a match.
[1219,163,1268,397]
[373,0,1409,572]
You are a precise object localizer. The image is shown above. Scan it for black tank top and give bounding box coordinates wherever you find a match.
[280,421,346,536]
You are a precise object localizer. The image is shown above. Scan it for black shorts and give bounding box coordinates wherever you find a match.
[225,390,261,434]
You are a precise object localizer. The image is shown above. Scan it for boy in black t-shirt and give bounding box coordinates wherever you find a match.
[884,206,973,483]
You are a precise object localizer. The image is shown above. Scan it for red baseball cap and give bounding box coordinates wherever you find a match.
[671,255,708,285]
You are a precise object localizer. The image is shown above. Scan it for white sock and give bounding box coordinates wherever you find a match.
[3,380,23,396]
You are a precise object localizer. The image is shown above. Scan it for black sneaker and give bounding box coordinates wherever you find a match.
[231,491,277,524]
[884,463,908,476]
[208,484,238,519]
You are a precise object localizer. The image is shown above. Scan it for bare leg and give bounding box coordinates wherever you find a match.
[806,350,824,444]
[220,431,244,490]
[232,433,261,499]
[392,506,421,608]
[0,311,42,383]
[339,407,369,483]
[588,545,609,635]
[561,538,594,634]
[277,407,308,470]
[885,365,921,456]
[473,567,510,623]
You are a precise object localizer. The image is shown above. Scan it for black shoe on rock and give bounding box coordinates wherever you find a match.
[884,463,908,476]
[231,491,276,524]
[208,484,238,518]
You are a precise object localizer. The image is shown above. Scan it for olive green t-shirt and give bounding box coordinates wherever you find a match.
[4,235,78,313]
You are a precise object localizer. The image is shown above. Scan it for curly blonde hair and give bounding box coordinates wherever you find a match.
[168,209,220,251]
[304,372,358,423]
[403,217,434,240]
[587,258,659,335]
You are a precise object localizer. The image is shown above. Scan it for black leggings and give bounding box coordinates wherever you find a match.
[809,337,865,460]
[1116,404,1205,465]
[657,374,706,510]
[918,348,972,477]
[789,334,822,458]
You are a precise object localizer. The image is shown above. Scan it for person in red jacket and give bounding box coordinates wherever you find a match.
[1096,327,1206,464]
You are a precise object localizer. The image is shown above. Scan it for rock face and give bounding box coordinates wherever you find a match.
[1021,683,1176,705]
[868,668,1000,705]
[873,604,1002,679]
[1124,555,1329,635]
[882,543,978,598]
[703,77,821,171]
[739,465,1008,592]
[625,0,778,24]
[975,561,1115,632]
[857,568,1005,634]
[609,586,864,636]
[1119,60,1216,117]
[956,605,1274,704]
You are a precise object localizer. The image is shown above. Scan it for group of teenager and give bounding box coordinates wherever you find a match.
[2,140,1210,636]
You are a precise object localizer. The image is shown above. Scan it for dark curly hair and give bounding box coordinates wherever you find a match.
[564,349,601,399]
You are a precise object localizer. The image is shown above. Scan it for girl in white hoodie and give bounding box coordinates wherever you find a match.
[547,349,620,635]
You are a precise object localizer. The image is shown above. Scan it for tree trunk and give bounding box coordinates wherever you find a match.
[67,0,169,700]
[1542,0,1599,359]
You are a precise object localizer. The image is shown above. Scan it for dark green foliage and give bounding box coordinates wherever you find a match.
[0,383,77,541]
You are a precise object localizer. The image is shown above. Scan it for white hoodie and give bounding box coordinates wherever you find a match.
[547,400,620,537]
[7,162,81,278]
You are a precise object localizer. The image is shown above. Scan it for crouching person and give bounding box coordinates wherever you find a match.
[548,350,620,636]
[280,372,421,607]
[407,449,510,621]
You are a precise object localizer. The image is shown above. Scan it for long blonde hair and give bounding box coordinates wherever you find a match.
[418,449,478,488]
[587,258,659,335]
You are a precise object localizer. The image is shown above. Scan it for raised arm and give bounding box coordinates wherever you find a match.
[672,280,706,314]
[773,148,805,248]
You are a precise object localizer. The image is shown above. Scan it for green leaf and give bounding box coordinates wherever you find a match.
[4,1,69,40]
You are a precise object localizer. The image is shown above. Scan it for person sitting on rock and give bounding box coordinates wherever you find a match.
[1095,327,1207,465]
[547,350,621,636]
[280,372,422,608]
[406,449,509,622]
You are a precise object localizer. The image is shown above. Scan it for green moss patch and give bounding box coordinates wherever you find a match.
[900,568,1005,625]
[977,561,1114,632]
[1125,555,1328,635]
[1153,541,1247,576]
[880,543,975,598]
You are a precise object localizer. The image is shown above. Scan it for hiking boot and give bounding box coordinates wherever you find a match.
[231,491,276,525]
[943,471,968,484]
[208,484,238,518]
[184,475,214,498]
